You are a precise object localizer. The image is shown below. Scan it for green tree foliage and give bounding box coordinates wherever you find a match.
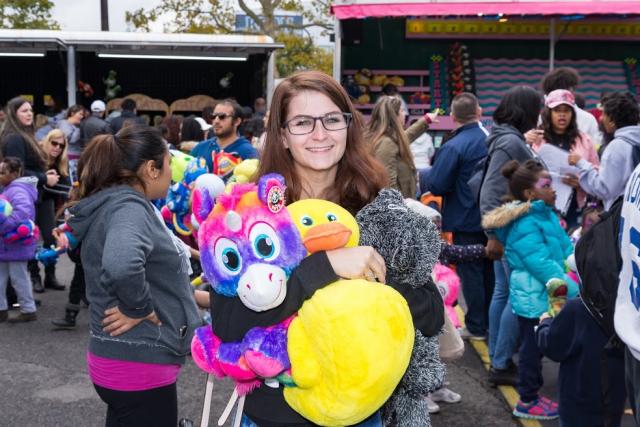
[0,0,59,29]
[276,32,332,76]
[126,0,333,77]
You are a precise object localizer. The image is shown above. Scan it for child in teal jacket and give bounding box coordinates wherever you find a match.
[482,159,578,421]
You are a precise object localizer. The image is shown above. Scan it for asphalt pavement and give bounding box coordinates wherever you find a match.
[1,256,521,427]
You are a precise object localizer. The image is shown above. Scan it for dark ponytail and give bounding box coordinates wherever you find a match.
[501,159,545,202]
[76,125,166,200]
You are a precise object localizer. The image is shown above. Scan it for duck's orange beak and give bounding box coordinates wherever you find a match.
[302,222,352,253]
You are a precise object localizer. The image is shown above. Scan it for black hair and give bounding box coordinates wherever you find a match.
[492,86,542,134]
[451,92,479,123]
[540,104,581,150]
[602,92,640,129]
[502,159,546,202]
[1,156,23,176]
[216,98,244,120]
[121,98,136,112]
[180,116,204,142]
[75,125,166,200]
[541,67,580,94]
[202,104,217,124]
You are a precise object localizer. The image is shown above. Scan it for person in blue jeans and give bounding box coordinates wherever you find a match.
[487,259,520,386]
[423,93,494,339]
[483,159,578,420]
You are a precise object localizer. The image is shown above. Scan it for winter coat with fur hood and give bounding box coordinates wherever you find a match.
[482,200,578,318]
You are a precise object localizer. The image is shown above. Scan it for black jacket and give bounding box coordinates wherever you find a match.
[211,251,337,425]
[536,298,626,427]
[80,114,112,148]
[1,133,46,188]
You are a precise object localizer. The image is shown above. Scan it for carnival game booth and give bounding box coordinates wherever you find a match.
[0,30,282,114]
[331,0,640,136]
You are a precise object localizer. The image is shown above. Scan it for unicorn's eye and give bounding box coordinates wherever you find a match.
[301,216,313,227]
[214,238,242,274]
[249,222,280,261]
[326,212,337,222]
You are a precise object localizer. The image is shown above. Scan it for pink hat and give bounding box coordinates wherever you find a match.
[545,89,575,109]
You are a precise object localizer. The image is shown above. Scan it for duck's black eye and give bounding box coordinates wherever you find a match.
[326,213,337,222]
[301,216,313,226]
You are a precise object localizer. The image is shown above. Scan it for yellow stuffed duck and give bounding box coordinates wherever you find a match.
[285,199,414,426]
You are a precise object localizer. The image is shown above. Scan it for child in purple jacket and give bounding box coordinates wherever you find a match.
[0,157,39,323]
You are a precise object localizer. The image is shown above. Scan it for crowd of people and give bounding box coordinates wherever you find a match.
[1,66,640,427]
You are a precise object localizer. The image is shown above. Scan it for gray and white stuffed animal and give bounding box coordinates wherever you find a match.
[356,189,446,427]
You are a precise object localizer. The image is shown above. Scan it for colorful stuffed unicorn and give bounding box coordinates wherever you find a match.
[191,174,415,426]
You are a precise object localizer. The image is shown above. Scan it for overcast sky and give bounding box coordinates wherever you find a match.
[52,0,164,32]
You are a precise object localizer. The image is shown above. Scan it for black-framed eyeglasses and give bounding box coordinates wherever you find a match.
[283,112,352,135]
[50,141,66,149]
[212,113,234,121]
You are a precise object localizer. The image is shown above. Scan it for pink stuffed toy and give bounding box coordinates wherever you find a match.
[433,262,461,328]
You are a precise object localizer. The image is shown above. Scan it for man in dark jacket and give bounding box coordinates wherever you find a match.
[80,100,112,148]
[109,98,145,134]
[425,93,493,340]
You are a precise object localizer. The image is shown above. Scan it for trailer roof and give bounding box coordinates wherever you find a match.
[0,29,282,55]
[331,0,640,20]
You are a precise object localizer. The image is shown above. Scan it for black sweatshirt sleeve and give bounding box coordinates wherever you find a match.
[211,251,339,342]
[440,241,486,265]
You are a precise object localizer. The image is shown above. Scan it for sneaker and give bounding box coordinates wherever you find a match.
[458,327,486,341]
[424,395,440,414]
[538,396,559,410]
[513,398,559,420]
[7,312,37,323]
[431,387,461,403]
[488,364,518,387]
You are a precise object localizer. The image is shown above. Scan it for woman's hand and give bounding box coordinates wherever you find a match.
[562,174,580,189]
[52,227,69,250]
[568,153,582,166]
[194,289,210,309]
[46,169,60,187]
[425,112,439,124]
[485,238,504,260]
[524,129,543,147]
[326,246,387,283]
[102,306,161,336]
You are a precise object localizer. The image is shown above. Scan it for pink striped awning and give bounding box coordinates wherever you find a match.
[331,1,640,20]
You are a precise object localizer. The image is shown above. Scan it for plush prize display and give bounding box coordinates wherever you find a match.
[4,220,40,245]
[191,175,414,426]
[357,189,446,427]
[160,157,211,235]
[0,196,13,222]
[433,263,462,328]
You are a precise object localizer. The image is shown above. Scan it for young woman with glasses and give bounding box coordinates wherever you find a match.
[228,71,445,426]
[367,96,437,198]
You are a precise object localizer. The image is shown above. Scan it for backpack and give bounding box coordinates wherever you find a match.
[467,147,509,205]
[575,198,623,342]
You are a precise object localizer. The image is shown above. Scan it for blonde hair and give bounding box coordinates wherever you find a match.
[367,96,415,171]
[41,129,69,177]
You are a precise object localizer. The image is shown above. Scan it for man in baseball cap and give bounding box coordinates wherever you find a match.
[81,99,112,149]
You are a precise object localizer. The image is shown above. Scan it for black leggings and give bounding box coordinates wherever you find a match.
[94,383,177,427]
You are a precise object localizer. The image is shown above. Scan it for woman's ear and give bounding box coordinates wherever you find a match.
[143,159,160,180]
[523,188,535,201]
[281,134,290,150]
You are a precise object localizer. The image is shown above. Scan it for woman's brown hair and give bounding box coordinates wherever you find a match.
[41,129,69,177]
[74,125,166,201]
[256,70,388,213]
[366,95,416,172]
[0,97,45,169]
